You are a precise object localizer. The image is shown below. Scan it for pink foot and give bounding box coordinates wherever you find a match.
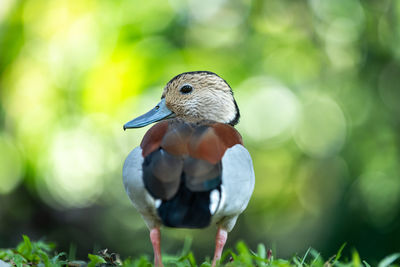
[211,228,228,267]
[150,228,164,267]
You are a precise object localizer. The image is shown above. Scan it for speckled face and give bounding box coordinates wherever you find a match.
[161,71,240,125]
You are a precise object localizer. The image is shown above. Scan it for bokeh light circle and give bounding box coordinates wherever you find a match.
[40,120,107,208]
[356,172,400,228]
[237,77,300,144]
[309,0,365,26]
[324,18,361,45]
[294,95,346,158]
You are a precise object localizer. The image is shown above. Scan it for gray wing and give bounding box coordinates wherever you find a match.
[123,146,161,229]
[212,144,255,231]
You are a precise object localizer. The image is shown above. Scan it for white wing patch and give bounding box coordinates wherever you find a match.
[209,189,220,215]
[155,199,162,209]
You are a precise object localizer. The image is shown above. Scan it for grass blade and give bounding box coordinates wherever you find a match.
[181,236,193,257]
[363,260,371,267]
[333,243,347,264]
[352,250,361,267]
[301,247,311,265]
[256,244,266,267]
[378,253,400,267]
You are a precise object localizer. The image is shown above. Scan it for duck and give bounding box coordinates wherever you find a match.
[122,71,255,267]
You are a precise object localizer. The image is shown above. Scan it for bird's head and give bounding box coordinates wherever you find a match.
[124,71,240,130]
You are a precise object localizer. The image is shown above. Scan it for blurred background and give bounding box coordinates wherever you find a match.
[1,0,400,264]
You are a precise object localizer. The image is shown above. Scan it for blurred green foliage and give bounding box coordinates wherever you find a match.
[2,236,400,267]
[0,0,400,264]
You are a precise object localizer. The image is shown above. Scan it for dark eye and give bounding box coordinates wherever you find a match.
[180,84,193,94]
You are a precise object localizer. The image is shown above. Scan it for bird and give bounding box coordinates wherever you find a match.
[122,71,255,267]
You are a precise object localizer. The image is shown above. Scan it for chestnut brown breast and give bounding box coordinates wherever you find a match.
[141,119,243,163]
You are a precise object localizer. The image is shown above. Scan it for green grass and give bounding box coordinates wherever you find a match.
[1,236,399,267]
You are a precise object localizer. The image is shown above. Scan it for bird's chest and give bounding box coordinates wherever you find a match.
[141,121,227,228]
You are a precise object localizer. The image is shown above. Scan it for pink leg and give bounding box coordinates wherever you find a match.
[211,228,228,267]
[150,228,163,267]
